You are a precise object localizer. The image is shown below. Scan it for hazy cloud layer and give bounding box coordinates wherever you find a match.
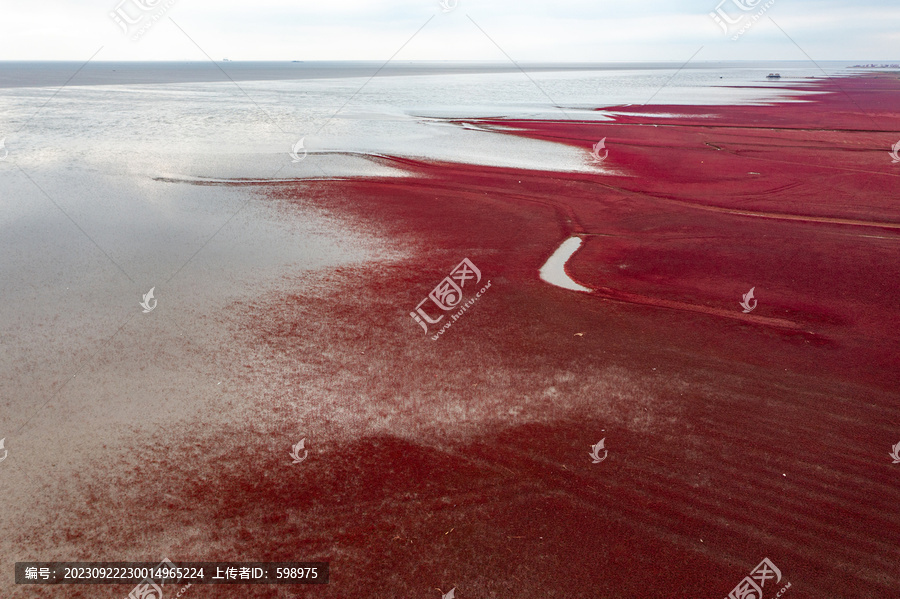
[1,0,897,61]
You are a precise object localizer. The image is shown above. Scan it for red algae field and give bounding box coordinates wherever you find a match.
[4,73,900,599]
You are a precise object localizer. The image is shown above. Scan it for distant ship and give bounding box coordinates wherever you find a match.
[223,58,231,62]
[766,73,781,79]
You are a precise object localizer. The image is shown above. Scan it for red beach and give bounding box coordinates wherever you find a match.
[10,73,900,599]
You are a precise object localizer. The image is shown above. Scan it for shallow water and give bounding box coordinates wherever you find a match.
[0,61,840,177]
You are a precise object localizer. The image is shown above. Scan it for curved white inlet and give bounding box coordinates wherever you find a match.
[539,236,592,293]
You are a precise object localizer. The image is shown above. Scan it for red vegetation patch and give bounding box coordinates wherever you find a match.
[14,74,900,599]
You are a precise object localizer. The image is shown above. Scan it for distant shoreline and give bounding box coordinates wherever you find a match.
[0,59,875,89]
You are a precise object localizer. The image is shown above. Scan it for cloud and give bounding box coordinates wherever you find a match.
[0,0,896,60]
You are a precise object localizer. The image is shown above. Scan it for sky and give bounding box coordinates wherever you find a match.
[0,0,897,62]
